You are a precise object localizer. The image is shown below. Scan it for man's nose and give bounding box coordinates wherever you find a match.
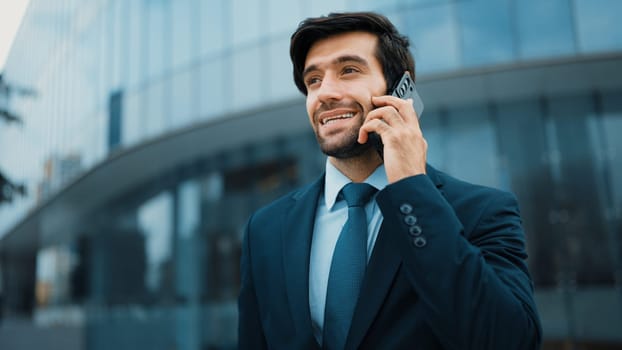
[316,75,343,102]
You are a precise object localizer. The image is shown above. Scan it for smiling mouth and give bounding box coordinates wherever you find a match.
[321,112,355,125]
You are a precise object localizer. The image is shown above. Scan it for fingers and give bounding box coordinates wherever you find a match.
[372,95,418,120]
[364,96,427,182]
[366,106,404,127]
[358,118,390,144]
[358,95,418,138]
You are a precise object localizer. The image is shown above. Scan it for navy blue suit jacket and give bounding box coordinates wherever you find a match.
[239,165,541,349]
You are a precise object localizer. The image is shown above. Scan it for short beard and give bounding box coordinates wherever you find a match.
[313,100,378,159]
[317,128,374,159]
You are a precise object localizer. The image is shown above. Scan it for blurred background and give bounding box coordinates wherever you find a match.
[0,0,621,349]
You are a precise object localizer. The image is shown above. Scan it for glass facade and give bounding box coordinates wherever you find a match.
[1,0,621,349]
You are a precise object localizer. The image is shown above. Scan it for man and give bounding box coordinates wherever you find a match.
[238,12,541,350]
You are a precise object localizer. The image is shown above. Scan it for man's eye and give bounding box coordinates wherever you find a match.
[306,77,321,86]
[343,67,359,74]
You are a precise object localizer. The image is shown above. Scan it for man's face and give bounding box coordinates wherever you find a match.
[303,31,387,158]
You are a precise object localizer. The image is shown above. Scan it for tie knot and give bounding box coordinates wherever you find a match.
[341,183,377,207]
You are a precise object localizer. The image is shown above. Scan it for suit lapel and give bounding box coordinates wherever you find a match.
[282,175,324,343]
[346,165,445,349]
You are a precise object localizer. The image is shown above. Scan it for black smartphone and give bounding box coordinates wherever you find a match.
[370,72,424,158]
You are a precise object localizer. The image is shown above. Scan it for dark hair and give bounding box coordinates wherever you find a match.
[290,12,415,95]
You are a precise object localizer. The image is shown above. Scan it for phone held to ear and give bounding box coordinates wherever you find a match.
[391,72,424,116]
[370,71,424,159]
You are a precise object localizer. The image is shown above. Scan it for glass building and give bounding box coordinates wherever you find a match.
[0,0,621,349]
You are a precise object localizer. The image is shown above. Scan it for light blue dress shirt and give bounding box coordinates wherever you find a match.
[309,159,388,343]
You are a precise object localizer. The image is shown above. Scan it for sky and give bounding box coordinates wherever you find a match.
[0,0,31,71]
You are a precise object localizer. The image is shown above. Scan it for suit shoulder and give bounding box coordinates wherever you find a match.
[434,169,520,230]
[436,168,516,204]
[250,181,318,224]
[433,169,521,238]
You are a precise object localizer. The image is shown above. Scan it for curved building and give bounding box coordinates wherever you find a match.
[1,1,621,349]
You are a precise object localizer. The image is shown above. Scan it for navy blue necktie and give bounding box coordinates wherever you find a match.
[323,183,377,350]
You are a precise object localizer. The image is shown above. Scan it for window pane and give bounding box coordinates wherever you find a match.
[267,36,299,102]
[36,245,76,306]
[418,109,445,168]
[126,1,143,88]
[600,90,622,210]
[267,0,302,36]
[347,0,394,12]
[122,90,143,146]
[496,99,557,287]
[176,180,202,294]
[232,45,263,111]
[138,192,173,294]
[171,0,196,69]
[199,0,225,56]
[108,91,123,151]
[549,94,614,285]
[232,0,261,46]
[142,79,168,139]
[457,0,515,67]
[575,0,622,53]
[144,0,168,80]
[516,0,575,59]
[444,105,500,188]
[170,67,197,128]
[199,57,226,119]
[309,0,348,17]
[400,3,460,74]
[77,13,102,118]
[109,0,124,91]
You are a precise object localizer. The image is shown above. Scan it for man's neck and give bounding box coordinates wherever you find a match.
[328,151,383,183]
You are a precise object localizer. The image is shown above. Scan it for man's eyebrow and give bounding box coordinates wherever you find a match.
[302,55,370,79]
[302,64,319,80]
[335,55,369,67]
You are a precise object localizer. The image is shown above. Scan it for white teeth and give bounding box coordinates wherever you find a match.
[322,113,354,125]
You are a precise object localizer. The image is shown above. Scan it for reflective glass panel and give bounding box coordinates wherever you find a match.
[199,57,226,119]
[575,0,622,53]
[516,0,576,59]
[549,93,614,286]
[126,0,143,88]
[267,0,302,36]
[444,105,500,188]
[267,36,299,102]
[309,0,348,17]
[108,0,124,92]
[170,67,197,128]
[171,0,196,69]
[400,3,460,74]
[144,0,168,81]
[199,0,225,56]
[418,109,446,168]
[457,0,515,67]
[142,78,168,139]
[600,90,622,210]
[496,99,557,287]
[175,180,202,299]
[232,45,263,111]
[138,191,173,294]
[122,90,143,146]
[232,0,262,46]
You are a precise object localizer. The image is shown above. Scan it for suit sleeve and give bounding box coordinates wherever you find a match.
[375,174,542,350]
[238,214,268,350]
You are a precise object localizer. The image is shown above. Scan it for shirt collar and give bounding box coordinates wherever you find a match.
[323,158,388,210]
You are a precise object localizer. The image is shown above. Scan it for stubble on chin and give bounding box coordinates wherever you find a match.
[313,101,377,159]
[316,127,373,159]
